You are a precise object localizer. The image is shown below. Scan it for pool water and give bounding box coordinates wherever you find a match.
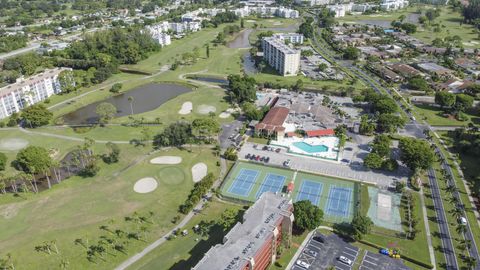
[293,142,328,153]
[256,92,266,100]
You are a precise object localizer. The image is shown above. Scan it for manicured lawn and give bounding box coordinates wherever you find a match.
[268,230,309,270]
[127,199,242,270]
[363,191,431,267]
[0,146,220,270]
[413,104,479,126]
[247,136,269,145]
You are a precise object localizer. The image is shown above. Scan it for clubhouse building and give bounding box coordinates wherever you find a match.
[193,192,294,270]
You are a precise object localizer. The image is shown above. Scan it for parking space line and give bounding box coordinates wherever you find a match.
[364,254,378,261]
[344,246,358,253]
[362,260,377,267]
[342,250,357,257]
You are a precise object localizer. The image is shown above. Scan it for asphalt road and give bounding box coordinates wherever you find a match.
[312,23,480,268]
[427,168,458,270]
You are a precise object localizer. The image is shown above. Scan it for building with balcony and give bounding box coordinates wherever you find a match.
[193,192,294,270]
[262,37,300,76]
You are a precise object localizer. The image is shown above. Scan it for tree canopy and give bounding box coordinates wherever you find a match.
[351,214,373,240]
[227,74,257,104]
[399,137,435,173]
[96,102,117,124]
[0,153,7,171]
[16,146,52,175]
[293,200,324,232]
[153,121,193,148]
[21,104,53,128]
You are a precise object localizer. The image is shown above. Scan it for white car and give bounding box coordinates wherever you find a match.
[296,260,310,269]
[338,256,353,265]
[459,217,467,225]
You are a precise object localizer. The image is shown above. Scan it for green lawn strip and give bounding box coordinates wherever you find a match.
[0,147,220,270]
[420,174,448,269]
[413,105,478,126]
[359,184,370,216]
[362,191,430,266]
[247,137,269,145]
[127,200,242,270]
[431,161,468,268]
[432,134,480,252]
[268,231,310,270]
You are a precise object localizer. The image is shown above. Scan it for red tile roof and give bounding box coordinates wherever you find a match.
[255,107,289,133]
[306,129,335,137]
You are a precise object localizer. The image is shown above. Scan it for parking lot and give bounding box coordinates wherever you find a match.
[291,233,359,270]
[238,142,408,187]
[219,119,245,149]
[359,251,411,270]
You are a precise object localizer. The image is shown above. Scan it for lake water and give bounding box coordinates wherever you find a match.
[62,83,191,124]
[228,29,253,49]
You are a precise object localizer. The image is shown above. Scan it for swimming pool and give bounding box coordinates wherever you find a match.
[292,142,328,153]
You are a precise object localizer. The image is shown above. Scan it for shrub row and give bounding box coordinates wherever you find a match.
[179,173,215,214]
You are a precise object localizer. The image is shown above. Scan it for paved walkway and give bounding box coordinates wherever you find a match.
[419,186,437,269]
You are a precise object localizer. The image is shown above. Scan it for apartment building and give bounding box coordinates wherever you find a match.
[380,0,409,10]
[0,68,72,120]
[262,37,300,76]
[193,192,294,270]
[273,33,304,44]
[233,6,299,18]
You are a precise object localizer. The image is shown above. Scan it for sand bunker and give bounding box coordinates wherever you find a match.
[178,102,193,115]
[191,163,208,183]
[246,20,256,23]
[197,104,216,114]
[134,177,158,193]
[0,138,29,151]
[219,112,231,118]
[150,156,182,165]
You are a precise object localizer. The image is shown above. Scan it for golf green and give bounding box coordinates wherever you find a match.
[157,166,186,185]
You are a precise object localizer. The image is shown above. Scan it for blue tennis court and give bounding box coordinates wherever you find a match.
[295,180,323,206]
[227,169,259,197]
[255,173,286,199]
[326,186,353,218]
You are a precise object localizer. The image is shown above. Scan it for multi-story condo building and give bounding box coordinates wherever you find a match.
[262,37,300,76]
[380,0,409,10]
[0,68,72,120]
[169,21,201,34]
[273,33,304,44]
[193,192,294,270]
[232,6,299,18]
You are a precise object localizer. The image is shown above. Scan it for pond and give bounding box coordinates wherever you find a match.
[243,51,257,75]
[62,83,191,124]
[228,29,253,49]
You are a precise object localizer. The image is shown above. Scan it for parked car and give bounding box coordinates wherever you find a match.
[338,256,352,266]
[264,157,270,163]
[250,155,256,160]
[284,159,291,167]
[275,148,281,153]
[380,248,389,256]
[262,146,268,150]
[296,260,310,269]
[459,217,467,225]
[304,249,317,257]
[312,235,324,243]
[260,156,264,162]
[255,155,260,161]
[245,153,251,159]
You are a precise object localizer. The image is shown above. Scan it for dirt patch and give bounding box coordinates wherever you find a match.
[197,104,216,115]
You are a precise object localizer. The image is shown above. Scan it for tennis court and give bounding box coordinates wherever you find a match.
[255,174,286,199]
[227,168,259,197]
[326,186,353,218]
[296,180,323,206]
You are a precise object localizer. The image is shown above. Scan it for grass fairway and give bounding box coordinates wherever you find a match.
[0,146,220,270]
[127,200,242,270]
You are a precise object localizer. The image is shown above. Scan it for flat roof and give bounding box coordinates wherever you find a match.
[193,193,293,270]
[263,36,299,55]
[0,68,69,97]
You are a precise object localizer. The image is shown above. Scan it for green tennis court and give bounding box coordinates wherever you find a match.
[221,161,360,222]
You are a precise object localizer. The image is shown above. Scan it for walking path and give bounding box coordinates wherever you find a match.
[419,186,437,269]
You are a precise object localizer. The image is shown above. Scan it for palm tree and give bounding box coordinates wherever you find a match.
[464,256,477,269]
[128,96,134,115]
[446,185,458,195]
[450,208,463,220]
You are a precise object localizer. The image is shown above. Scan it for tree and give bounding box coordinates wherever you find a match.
[376,114,406,133]
[359,115,375,135]
[435,91,456,109]
[153,121,193,148]
[21,104,53,128]
[293,200,324,232]
[399,137,435,173]
[58,70,77,93]
[218,209,238,232]
[351,214,373,240]
[364,153,384,169]
[128,96,134,115]
[454,94,474,113]
[317,63,328,72]
[243,102,265,121]
[343,46,360,60]
[373,97,398,114]
[400,23,417,34]
[371,134,391,157]
[334,125,348,148]
[408,76,431,92]
[95,102,117,124]
[16,146,53,188]
[103,142,120,164]
[293,79,303,92]
[0,153,6,171]
[110,83,123,93]
[298,21,314,39]
[227,74,257,103]
[206,44,210,58]
[463,0,480,22]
